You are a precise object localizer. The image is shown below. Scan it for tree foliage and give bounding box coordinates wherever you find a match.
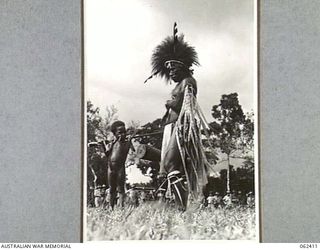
[86,95,255,193]
[210,93,254,157]
[87,101,102,143]
[205,162,255,197]
[209,93,254,193]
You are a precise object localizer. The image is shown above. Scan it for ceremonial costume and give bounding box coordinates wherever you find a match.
[146,23,217,209]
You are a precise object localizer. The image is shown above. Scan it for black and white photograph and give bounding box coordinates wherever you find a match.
[85,0,257,241]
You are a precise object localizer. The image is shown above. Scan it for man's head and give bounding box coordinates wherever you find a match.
[111,120,126,141]
[165,60,190,82]
[148,28,199,84]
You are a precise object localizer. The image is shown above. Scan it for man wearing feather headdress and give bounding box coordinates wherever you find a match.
[145,23,217,210]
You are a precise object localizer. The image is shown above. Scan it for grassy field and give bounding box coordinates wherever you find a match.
[86,202,256,241]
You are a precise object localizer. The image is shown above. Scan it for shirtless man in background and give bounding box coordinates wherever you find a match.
[88,120,133,209]
[104,121,133,209]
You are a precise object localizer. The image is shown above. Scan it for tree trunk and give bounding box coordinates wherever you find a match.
[227,154,230,193]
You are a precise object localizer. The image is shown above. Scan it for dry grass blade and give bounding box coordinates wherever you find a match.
[86,202,256,240]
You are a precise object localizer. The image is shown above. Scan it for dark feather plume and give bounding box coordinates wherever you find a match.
[151,34,199,82]
[173,22,178,53]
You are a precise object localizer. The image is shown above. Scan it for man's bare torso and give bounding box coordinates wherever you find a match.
[108,140,130,171]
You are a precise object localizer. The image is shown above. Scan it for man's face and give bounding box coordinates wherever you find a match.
[169,66,184,82]
[115,125,126,141]
[169,63,188,82]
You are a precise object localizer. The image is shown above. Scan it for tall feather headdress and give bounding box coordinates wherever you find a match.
[144,23,199,83]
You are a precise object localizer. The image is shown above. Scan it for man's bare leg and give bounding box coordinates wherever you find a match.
[108,170,117,210]
[118,168,126,208]
[163,136,188,210]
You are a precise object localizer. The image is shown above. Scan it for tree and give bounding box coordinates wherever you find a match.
[87,101,103,206]
[241,111,254,153]
[210,93,245,154]
[97,105,119,141]
[87,100,102,143]
[210,93,253,192]
[238,155,255,193]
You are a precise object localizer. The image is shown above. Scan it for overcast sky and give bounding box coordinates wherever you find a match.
[86,0,254,125]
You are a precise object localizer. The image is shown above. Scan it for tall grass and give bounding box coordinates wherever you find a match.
[87,202,256,240]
